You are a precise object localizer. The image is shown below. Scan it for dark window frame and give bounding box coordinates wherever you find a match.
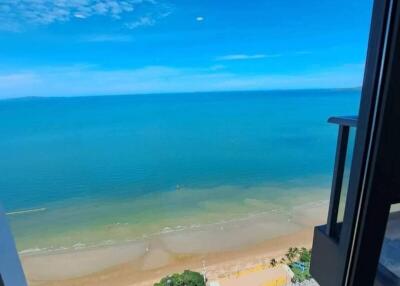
[310,0,400,285]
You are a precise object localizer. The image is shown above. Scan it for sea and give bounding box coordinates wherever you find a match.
[0,89,360,254]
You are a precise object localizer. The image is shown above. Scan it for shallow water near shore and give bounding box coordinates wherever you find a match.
[11,182,329,254]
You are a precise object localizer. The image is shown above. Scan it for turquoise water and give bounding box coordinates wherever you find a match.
[0,89,360,252]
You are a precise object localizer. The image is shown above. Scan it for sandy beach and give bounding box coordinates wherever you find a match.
[21,200,327,286]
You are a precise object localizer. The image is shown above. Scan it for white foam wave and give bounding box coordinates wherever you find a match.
[6,208,47,216]
[19,247,45,255]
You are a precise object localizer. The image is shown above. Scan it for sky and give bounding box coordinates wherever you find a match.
[0,0,374,99]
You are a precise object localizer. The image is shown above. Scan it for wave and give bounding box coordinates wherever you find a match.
[6,207,47,216]
[19,247,46,255]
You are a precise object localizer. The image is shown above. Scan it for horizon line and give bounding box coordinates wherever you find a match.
[0,86,362,101]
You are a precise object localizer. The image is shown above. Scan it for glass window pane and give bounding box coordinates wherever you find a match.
[0,0,373,285]
[376,204,400,285]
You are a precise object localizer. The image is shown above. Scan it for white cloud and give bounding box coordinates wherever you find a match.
[0,63,365,99]
[216,54,280,61]
[125,2,173,29]
[125,16,156,29]
[0,0,171,32]
[196,16,204,22]
[0,73,40,87]
[74,13,87,19]
[0,72,42,98]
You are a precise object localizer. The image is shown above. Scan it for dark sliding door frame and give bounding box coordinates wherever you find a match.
[344,0,400,284]
[310,0,400,285]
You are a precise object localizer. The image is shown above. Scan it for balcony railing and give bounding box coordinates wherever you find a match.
[310,116,358,286]
[326,116,358,238]
[311,116,400,286]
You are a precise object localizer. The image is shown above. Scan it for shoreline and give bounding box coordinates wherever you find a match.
[25,228,315,286]
[21,200,327,286]
[16,196,329,256]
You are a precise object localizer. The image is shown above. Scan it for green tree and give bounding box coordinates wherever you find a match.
[154,270,205,286]
[299,248,311,263]
[290,266,312,283]
[285,247,296,263]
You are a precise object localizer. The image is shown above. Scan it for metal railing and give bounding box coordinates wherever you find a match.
[310,116,359,286]
[325,116,358,238]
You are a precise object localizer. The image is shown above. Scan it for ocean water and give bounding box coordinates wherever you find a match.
[0,89,360,253]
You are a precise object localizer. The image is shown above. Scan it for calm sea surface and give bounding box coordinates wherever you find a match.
[0,89,360,252]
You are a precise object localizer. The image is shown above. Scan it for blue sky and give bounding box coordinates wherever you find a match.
[0,0,373,98]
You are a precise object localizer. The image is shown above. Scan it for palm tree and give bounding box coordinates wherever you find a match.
[270,258,277,267]
[285,248,296,263]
